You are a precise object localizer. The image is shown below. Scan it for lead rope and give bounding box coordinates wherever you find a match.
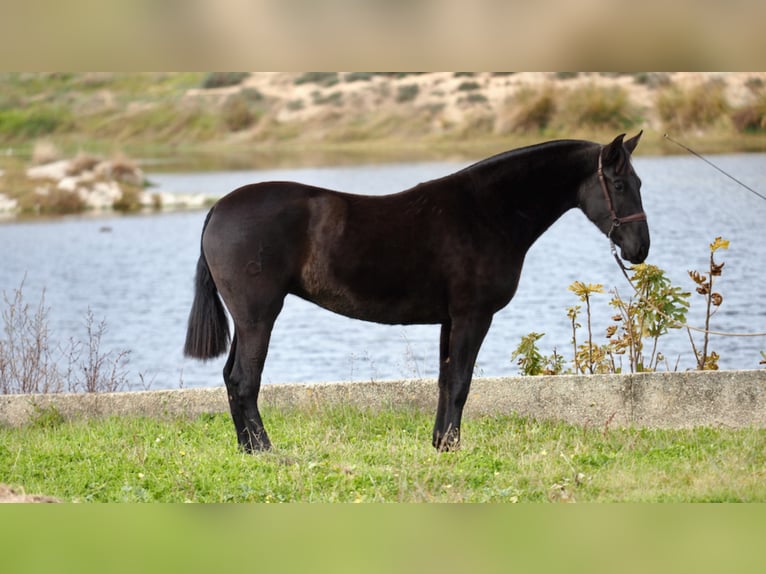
[664,133,766,202]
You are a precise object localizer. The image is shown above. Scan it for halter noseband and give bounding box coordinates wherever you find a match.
[597,146,646,238]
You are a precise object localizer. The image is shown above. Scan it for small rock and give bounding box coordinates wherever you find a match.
[0,483,60,503]
[57,175,80,192]
[26,159,71,181]
[0,193,18,213]
[79,181,123,210]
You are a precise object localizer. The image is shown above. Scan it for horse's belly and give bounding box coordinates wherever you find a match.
[297,196,448,324]
[344,298,445,325]
[293,269,446,325]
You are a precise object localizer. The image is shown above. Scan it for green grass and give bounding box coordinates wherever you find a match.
[0,72,214,150]
[2,405,764,502]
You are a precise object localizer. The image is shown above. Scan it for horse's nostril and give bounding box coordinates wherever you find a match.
[632,245,649,264]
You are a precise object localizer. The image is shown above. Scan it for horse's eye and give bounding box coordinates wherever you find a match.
[614,180,625,192]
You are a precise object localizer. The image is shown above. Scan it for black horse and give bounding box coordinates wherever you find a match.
[184,132,649,452]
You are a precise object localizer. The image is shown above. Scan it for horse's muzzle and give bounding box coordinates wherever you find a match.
[622,241,649,264]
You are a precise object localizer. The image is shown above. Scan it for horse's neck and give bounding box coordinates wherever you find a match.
[471,144,593,244]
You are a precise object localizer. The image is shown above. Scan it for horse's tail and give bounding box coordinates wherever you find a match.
[183,208,230,360]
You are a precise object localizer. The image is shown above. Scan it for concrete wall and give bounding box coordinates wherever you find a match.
[1,370,765,429]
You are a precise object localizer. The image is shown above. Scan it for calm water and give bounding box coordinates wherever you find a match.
[1,154,765,389]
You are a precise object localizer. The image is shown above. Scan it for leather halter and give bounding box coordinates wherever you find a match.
[597,147,646,238]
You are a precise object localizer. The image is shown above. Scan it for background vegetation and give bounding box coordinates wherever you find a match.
[1,72,765,164]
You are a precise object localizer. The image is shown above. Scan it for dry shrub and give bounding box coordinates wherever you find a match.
[19,187,86,215]
[0,284,60,394]
[222,93,257,131]
[501,83,640,135]
[560,83,641,130]
[396,84,420,104]
[108,154,143,186]
[501,85,558,133]
[731,104,766,132]
[294,72,339,87]
[456,112,495,138]
[1,281,129,394]
[66,152,101,176]
[657,80,730,132]
[731,91,766,133]
[31,140,61,165]
[112,185,143,212]
[201,72,250,89]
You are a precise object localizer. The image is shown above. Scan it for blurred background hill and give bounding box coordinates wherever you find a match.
[2,72,766,168]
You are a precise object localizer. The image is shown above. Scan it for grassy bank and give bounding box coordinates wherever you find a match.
[2,405,764,502]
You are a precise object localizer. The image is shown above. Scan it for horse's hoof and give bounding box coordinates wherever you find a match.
[432,432,461,452]
[241,435,272,453]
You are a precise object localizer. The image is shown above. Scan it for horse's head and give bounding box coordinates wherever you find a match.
[579,131,650,264]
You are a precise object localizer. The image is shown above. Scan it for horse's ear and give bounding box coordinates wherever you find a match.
[602,133,626,165]
[624,130,643,155]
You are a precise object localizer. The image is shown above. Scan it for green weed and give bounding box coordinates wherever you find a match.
[510,333,565,376]
[608,264,691,372]
[28,403,65,429]
[512,238,743,375]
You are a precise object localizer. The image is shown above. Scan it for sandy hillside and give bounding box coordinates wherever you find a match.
[186,72,766,134]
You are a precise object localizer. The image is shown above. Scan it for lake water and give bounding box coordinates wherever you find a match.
[1,153,765,390]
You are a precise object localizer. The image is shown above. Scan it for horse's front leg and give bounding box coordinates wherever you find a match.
[432,313,492,451]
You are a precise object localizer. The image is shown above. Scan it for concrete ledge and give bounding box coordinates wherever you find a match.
[1,370,765,429]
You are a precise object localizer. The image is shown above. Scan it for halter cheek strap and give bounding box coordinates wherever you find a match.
[597,147,647,238]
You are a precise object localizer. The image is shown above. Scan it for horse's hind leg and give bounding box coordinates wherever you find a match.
[226,303,282,453]
[222,333,248,446]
